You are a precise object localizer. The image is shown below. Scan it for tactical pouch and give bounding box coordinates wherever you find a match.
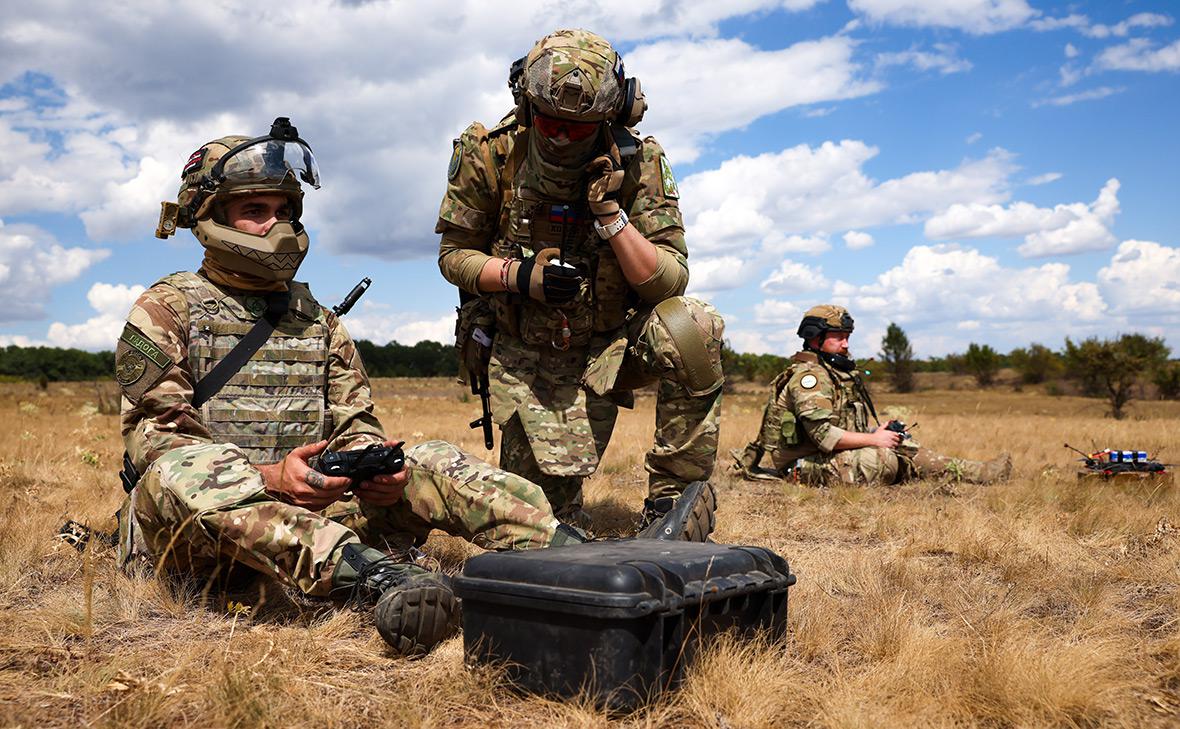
[455,297,495,386]
[592,251,631,332]
[519,299,593,350]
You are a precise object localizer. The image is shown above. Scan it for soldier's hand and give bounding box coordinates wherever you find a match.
[867,426,904,449]
[514,256,582,305]
[586,154,624,217]
[352,439,410,507]
[259,440,352,510]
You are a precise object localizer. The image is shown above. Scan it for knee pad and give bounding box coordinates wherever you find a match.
[653,296,725,396]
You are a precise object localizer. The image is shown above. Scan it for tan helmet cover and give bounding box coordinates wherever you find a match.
[523,29,624,121]
[176,135,309,282]
[798,304,855,340]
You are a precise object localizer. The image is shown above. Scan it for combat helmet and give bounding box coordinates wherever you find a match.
[511,29,646,127]
[797,304,855,341]
[155,117,320,283]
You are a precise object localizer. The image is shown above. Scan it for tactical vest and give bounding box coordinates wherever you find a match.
[164,272,331,465]
[774,352,871,464]
[487,125,640,350]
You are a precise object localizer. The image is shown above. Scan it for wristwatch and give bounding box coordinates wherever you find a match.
[593,209,629,240]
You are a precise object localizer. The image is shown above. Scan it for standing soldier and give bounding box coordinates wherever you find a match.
[117,118,603,657]
[731,305,1012,486]
[437,29,724,536]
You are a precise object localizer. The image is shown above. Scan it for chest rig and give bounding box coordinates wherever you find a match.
[487,125,640,351]
[164,272,331,465]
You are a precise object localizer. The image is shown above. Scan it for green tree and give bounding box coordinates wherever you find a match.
[879,322,915,393]
[1009,343,1063,384]
[1064,334,1170,419]
[963,343,1001,387]
[1154,362,1180,400]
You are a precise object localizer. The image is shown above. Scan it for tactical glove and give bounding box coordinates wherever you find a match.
[514,248,582,305]
[586,154,624,217]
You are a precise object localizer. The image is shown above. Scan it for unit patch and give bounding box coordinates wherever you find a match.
[659,155,679,199]
[800,374,818,390]
[115,351,147,386]
[448,143,462,181]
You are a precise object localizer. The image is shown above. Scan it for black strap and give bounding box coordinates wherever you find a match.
[192,291,289,408]
[852,373,880,427]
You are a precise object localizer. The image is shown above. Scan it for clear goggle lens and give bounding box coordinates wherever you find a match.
[220,140,321,189]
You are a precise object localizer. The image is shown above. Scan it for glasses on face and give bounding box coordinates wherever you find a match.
[532,112,600,142]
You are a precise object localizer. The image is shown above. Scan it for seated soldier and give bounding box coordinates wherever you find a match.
[117,118,709,656]
[731,305,1012,487]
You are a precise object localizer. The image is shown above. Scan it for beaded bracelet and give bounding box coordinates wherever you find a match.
[499,257,517,292]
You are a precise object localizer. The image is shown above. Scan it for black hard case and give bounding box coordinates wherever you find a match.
[453,540,796,709]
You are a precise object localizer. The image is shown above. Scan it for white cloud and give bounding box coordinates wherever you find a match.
[840,243,1107,329]
[631,35,880,162]
[1026,172,1062,185]
[1097,240,1180,318]
[1033,86,1124,107]
[1094,38,1180,73]
[1084,12,1173,40]
[924,178,1120,257]
[843,230,874,249]
[849,0,1037,34]
[0,219,110,323]
[687,255,762,295]
[681,140,1015,257]
[1065,43,1079,58]
[875,44,972,74]
[345,306,456,346]
[966,131,983,144]
[760,259,829,294]
[46,282,145,350]
[754,299,805,325]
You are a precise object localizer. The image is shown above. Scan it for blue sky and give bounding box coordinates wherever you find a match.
[1,0,1177,358]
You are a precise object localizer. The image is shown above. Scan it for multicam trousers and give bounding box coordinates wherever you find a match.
[118,440,558,596]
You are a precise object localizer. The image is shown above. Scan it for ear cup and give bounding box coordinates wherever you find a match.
[617,77,646,127]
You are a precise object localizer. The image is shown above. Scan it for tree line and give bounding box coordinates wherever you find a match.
[0,340,458,383]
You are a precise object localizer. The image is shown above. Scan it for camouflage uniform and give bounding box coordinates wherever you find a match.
[741,350,1009,486]
[436,114,724,514]
[116,271,559,596]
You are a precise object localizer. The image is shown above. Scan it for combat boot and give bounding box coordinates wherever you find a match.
[730,445,782,482]
[911,448,1014,485]
[636,480,717,542]
[331,543,460,656]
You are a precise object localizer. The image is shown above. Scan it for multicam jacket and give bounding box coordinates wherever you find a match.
[116,270,385,475]
[435,113,689,347]
[768,350,872,470]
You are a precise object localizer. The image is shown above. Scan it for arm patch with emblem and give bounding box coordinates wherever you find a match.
[115,323,174,403]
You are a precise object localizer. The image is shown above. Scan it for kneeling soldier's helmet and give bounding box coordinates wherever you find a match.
[513,29,646,127]
[797,304,855,340]
[155,117,320,283]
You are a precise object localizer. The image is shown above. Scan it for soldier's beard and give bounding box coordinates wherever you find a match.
[528,130,599,199]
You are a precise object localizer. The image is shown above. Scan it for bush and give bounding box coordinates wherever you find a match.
[963,343,1001,387]
[1154,362,1180,400]
[1009,343,1063,384]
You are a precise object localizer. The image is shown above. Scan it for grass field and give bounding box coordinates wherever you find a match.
[1,378,1177,728]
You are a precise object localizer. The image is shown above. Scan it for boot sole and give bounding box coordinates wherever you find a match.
[637,481,718,542]
[374,576,460,656]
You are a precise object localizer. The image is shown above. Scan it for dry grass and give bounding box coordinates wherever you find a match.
[1,378,1178,728]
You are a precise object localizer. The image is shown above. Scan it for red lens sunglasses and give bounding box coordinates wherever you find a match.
[532,112,600,142]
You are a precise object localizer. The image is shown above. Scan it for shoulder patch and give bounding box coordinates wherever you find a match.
[800,374,818,390]
[115,323,174,403]
[448,142,462,181]
[659,155,679,199]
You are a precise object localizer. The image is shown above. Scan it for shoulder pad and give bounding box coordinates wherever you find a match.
[610,124,642,161]
[286,281,325,321]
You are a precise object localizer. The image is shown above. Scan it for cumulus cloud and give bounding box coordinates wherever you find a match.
[681,140,1014,257]
[1094,38,1180,73]
[1026,172,1062,185]
[849,0,1037,35]
[0,1,885,257]
[343,304,456,346]
[686,255,763,295]
[46,282,145,350]
[0,219,109,323]
[924,178,1120,257]
[1083,12,1173,40]
[843,230,874,249]
[1097,240,1180,318]
[754,298,805,325]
